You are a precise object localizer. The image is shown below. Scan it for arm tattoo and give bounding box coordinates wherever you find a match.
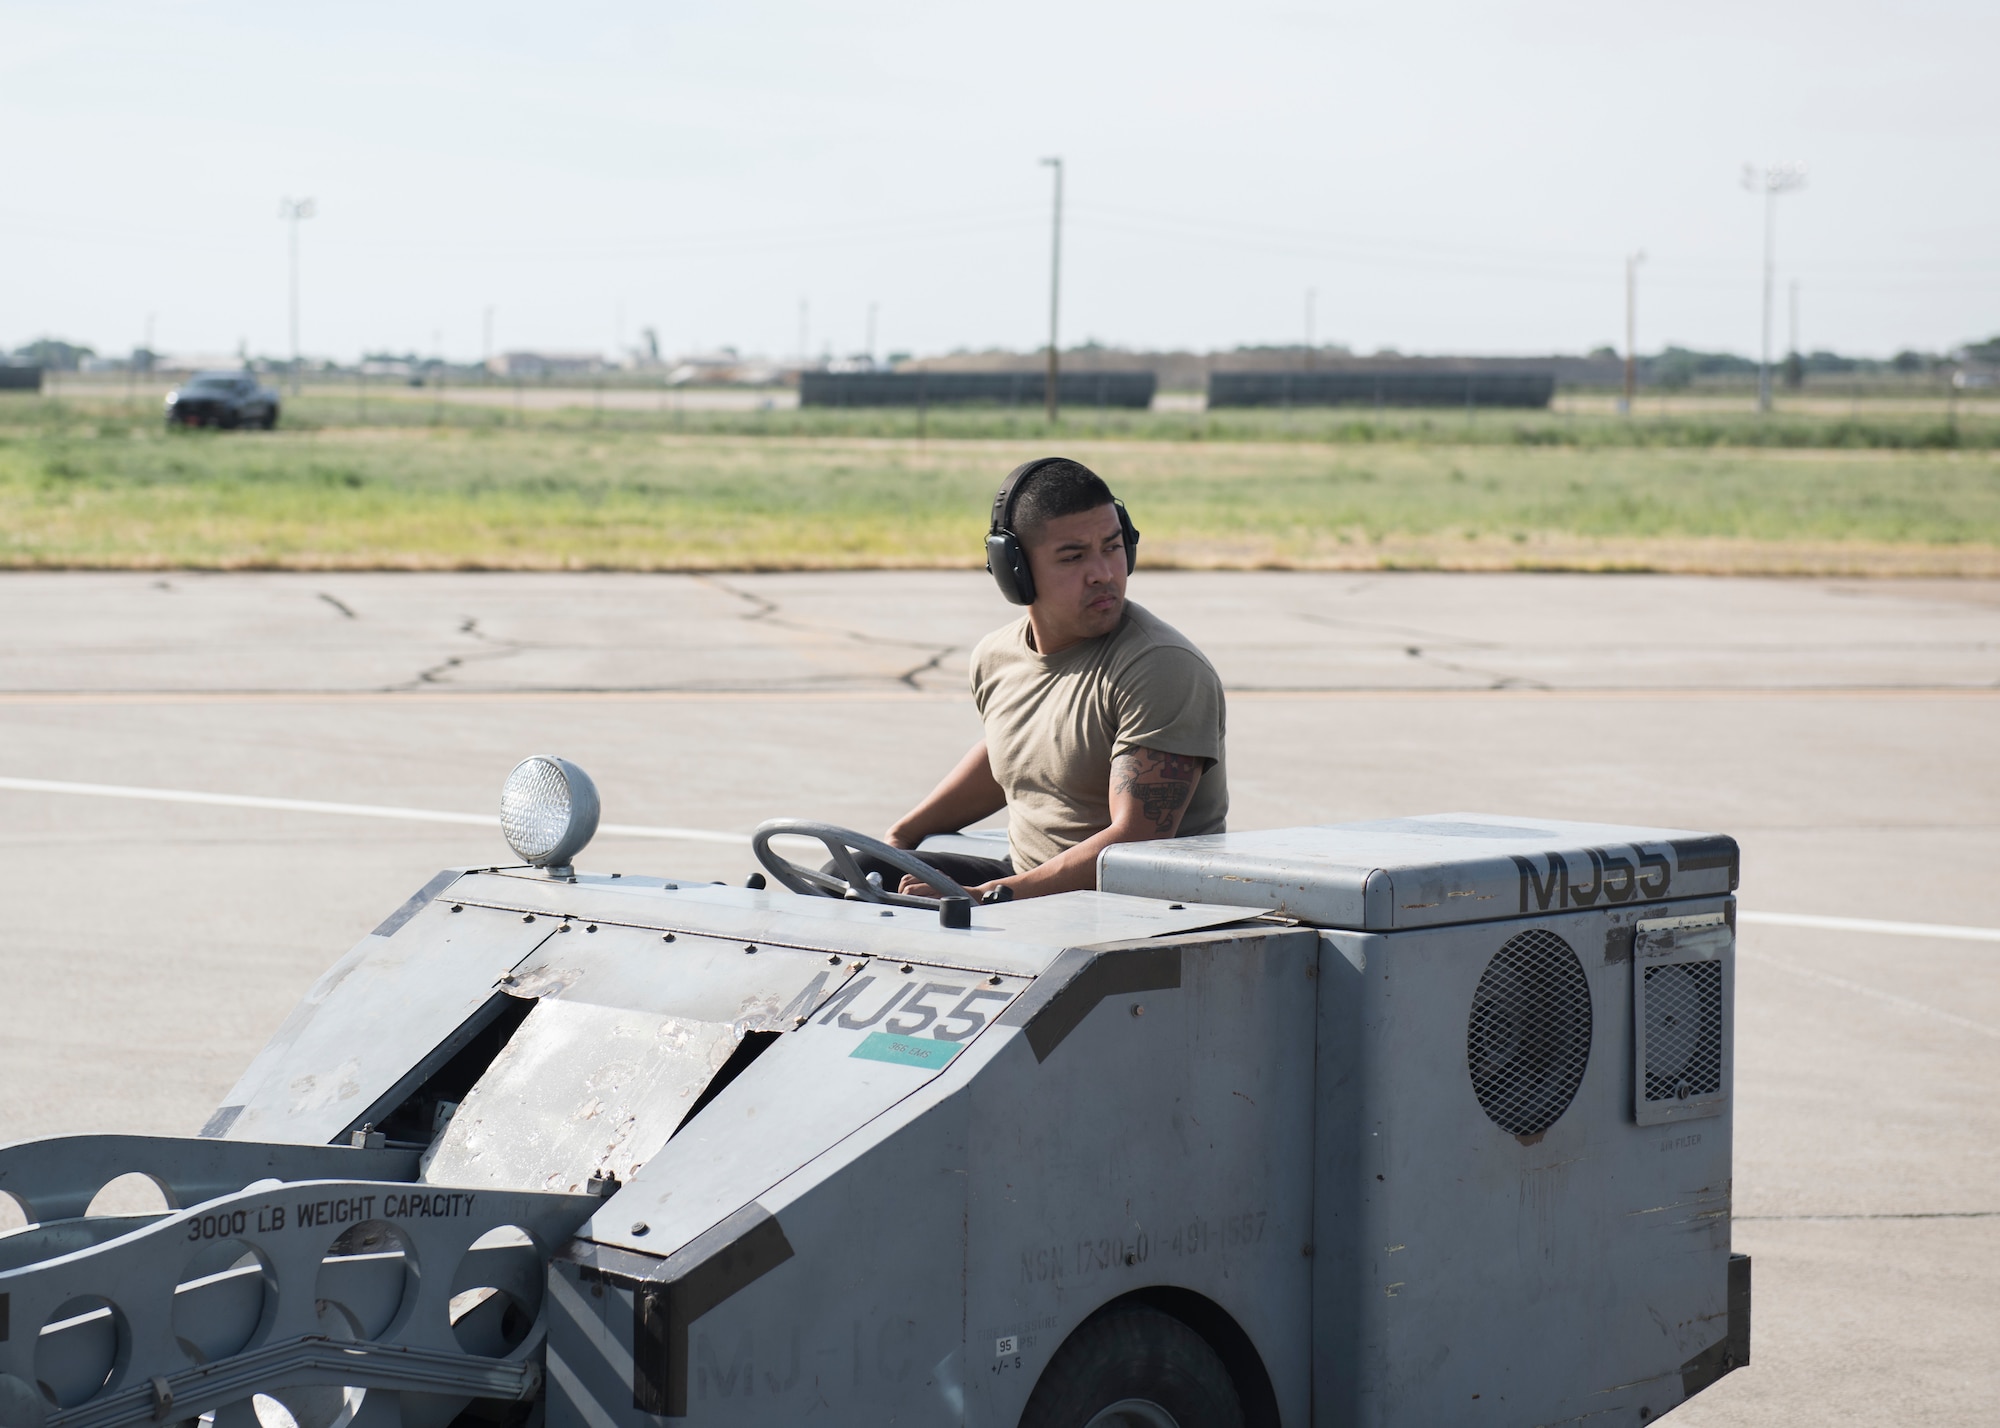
[1112,748,1203,835]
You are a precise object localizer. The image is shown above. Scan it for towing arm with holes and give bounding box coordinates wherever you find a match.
[0,1143,596,1428]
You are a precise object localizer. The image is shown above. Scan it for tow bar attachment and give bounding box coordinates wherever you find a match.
[0,1135,595,1428]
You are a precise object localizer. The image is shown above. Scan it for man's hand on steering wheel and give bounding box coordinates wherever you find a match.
[899,872,1011,902]
[751,819,974,908]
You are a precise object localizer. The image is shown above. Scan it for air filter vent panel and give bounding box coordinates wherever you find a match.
[1642,962,1723,1101]
[1466,928,1593,1138]
[1633,913,1732,1125]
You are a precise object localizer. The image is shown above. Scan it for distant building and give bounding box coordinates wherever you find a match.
[901,347,1623,391]
[802,370,1156,409]
[10,339,93,371]
[157,354,248,375]
[486,351,608,378]
[1209,369,1555,409]
[665,351,784,386]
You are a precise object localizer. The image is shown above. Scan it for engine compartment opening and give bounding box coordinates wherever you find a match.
[358,992,538,1147]
[671,1030,781,1139]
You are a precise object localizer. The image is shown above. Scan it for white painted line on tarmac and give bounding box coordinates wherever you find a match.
[4,777,1999,937]
[0,776,752,846]
[598,821,750,845]
[1738,910,2000,944]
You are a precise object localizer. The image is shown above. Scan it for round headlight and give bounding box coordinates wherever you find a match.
[499,755,600,870]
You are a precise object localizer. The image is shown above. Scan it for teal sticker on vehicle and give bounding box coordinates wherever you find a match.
[850,1032,964,1070]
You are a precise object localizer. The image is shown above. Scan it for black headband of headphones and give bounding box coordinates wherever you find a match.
[989,456,1063,537]
[984,457,1139,606]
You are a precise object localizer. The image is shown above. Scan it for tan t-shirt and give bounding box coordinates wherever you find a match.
[970,601,1228,872]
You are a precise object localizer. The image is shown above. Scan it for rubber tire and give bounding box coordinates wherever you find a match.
[1019,1305,1245,1428]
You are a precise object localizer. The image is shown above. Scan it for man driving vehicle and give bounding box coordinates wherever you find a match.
[882,456,1227,901]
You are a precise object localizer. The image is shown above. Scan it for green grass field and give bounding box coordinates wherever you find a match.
[3,391,1997,573]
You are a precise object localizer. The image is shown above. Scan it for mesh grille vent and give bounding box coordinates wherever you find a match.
[1466,928,1593,1137]
[1642,961,1724,1102]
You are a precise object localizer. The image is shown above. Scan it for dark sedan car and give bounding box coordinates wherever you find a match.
[165,371,281,429]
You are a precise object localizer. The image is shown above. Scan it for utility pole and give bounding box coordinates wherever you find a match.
[1621,251,1645,416]
[1041,156,1063,423]
[1741,161,1805,413]
[1787,279,1801,388]
[1305,288,1316,370]
[483,306,494,381]
[137,312,155,414]
[278,196,317,394]
[798,299,810,371]
[867,301,878,367]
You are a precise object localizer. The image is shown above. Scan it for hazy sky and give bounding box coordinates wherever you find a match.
[3,0,1993,363]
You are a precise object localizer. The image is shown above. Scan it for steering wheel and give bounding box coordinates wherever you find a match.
[751,819,976,909]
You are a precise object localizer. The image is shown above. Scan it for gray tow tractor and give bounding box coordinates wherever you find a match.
[0,757,1749,1428]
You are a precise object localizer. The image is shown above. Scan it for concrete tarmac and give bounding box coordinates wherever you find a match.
[2,570,1995,1426]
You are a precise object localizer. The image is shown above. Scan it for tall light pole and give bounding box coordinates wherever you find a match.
[1621,251,1645,416]
[1787,279,1800,388]
[1040,156,1063,423]
[1741,161,1805,413]
[278,196,316,392]
[1304,288,1317,370]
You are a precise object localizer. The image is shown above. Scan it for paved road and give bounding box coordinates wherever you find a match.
[51,376,2000,419]
[2,570,1995,1426]
[47,375,802,413]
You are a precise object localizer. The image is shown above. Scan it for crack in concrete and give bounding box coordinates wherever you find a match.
[316,592,358,619]
[368,590,962,696]
[1294,609,1554,686]
[1296,610,1503,649]
[896,647,953,690]
[1399,644,1551,691]
[704,578,780,623]
[698,575,961,691]
[396,614,532,690]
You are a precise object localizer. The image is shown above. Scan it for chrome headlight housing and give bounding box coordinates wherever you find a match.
[499,755,600,870]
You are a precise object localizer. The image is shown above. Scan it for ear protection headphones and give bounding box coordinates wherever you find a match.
[984,457,1141,606]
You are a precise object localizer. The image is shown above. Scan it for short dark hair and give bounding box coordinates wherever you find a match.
[1012,458,1115,541]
